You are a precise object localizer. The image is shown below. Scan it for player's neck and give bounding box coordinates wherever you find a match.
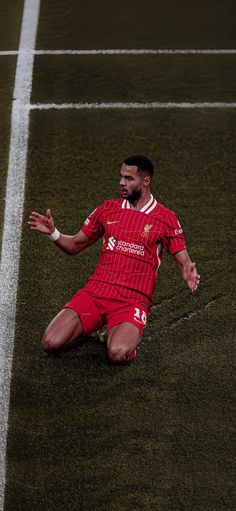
[129,191,152,211]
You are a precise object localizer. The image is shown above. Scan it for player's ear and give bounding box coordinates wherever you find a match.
[143,175,151,187]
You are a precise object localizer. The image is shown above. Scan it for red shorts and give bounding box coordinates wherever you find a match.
[63,286,151,336]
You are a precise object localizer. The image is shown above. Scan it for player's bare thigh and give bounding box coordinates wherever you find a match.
[41,308,84,352]
[107,322,141,363]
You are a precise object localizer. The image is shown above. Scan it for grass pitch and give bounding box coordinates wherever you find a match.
[1,0,236,510]
[4,109,236,511]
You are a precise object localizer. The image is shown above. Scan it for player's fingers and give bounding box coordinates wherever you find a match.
[29,216,45,226]
[31,211,44,218]
[192,279,200,292]
[29,225,39,230]
[30,215,45,223]
[29,214,41,220]
[28,223,41,230]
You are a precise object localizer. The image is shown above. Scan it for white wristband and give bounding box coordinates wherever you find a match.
[49,228,60,241]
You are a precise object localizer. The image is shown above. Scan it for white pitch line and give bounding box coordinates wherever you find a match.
[29,101,236,110]
[1,48,236,56]
[0,1,40,508]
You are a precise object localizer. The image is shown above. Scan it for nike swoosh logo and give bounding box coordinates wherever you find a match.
[107,221,119,224]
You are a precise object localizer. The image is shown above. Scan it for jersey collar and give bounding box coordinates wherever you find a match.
[121,194,157,214]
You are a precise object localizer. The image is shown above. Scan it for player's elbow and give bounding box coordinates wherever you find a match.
[66,239,84,255]
[71,237,87,255]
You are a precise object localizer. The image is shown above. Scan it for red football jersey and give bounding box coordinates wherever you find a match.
[81,196,186,301]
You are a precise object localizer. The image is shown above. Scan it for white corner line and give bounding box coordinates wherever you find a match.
[0,1,41,508]
[28,101,236,110]
[1,48,236,56]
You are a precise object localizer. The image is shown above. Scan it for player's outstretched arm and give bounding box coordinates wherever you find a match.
[174,249,200,293]
[28,209,97,255]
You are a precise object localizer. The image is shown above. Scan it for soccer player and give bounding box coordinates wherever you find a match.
[28,155,200,364]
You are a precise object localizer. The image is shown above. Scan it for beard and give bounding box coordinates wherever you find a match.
[127,187,142,203]
[121,186,142,203]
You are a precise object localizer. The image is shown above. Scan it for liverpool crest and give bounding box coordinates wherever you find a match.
[141,224,153,237]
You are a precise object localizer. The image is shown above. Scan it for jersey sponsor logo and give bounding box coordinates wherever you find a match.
[106,237,145,256]
[107,236,116,250]
[107,220,119,224]
[141,224,153,237]
[117,240,144,256]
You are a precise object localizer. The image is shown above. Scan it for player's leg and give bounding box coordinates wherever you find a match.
[41,289,103,353]
[41,308,84,352]
[107,322,141,364]
[106,300,149,363]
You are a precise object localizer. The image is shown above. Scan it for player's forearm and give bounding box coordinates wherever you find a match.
[49,228,94,255]
[47,232,78,254]
[52,233,81,255]
[174,249,200,292]
[174,250,192,280]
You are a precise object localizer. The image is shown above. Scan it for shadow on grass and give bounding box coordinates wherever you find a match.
[43,334,136,372]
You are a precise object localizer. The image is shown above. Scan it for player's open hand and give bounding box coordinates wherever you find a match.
[186,262,200,293]
[28,209,55,235]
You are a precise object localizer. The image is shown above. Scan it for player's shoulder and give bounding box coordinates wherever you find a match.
[153,201,177,219]
[151,201,182,230]
[87,199,123,220]
[99,198,123,211]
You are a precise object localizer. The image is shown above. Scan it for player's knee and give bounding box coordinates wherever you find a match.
[108,344,129,364]
[41,331,58,353]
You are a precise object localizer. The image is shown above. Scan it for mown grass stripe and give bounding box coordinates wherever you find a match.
[0,1,40,508]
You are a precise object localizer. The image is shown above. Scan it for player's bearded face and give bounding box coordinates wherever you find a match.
[119,164,145,203]
[124,185,142,202]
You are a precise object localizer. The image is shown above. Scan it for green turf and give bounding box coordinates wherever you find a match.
[4,108,235,510]
[0,0,23,249]
[36,0,236,50]
[2,0,236,509]
[32,54,236,104]
[0,57,18,250]
[0,1,24,50]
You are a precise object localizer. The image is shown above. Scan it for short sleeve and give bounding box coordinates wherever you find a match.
[162,213,187,255]
[81,204,105,241]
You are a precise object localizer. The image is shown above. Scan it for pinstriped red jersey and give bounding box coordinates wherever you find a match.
[81,196,186,301]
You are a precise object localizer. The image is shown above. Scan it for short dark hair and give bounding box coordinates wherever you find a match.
[123,155,154,178]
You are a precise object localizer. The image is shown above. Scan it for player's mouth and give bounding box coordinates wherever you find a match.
[120,188,128,196]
